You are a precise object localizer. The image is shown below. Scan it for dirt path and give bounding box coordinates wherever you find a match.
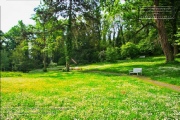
[84,70,180,92]
[134,75,180,92]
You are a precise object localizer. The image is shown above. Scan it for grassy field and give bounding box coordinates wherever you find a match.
[1,56,180,119]
[82,56,180,86]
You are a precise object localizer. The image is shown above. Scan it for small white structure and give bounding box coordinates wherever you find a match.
[129,68,142,75]
[139,56,145,58]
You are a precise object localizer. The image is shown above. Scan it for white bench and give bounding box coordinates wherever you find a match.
[139,56,145,58]
[129,68,142,75]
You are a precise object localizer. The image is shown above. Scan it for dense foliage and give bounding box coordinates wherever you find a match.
[105,47,119,62]
[1,0,180,72]
[121,42,139,59]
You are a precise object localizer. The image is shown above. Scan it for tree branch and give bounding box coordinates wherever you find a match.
[135,22,157,35]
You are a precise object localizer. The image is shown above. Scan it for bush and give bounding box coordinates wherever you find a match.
[1,50,10,71]
[13,59,35,73]
[58,57,66,65]
[73,48,99,64]
[98,50,106,62]
[121,42,139,59]
[176,53,180,58]
[138,40,163,56]
[105,47,119,62]
[49,61,57,68]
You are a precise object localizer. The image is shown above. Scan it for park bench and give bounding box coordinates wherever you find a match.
[139,56,145,58]
[129,68,142,75]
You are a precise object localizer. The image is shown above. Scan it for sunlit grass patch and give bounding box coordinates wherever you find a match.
[1,71,180,119]
[81,56,180,85]
[1,56,180,119]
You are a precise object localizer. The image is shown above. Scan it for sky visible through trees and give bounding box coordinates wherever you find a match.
[1,0,180,72]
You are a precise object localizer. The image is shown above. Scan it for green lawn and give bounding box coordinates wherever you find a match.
[1,56,180,119]
[82,56,180,86]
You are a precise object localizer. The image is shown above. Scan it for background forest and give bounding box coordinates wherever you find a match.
[1,0,180,72]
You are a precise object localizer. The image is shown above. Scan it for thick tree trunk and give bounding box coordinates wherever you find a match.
[155,19,174,62]
[154,0,174,63]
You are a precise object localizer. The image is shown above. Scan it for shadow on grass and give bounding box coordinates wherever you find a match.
[81,70,123,77]
[81,57,180,85]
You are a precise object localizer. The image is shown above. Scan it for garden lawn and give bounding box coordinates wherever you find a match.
[1,71,180,119]
[82,56,180,86]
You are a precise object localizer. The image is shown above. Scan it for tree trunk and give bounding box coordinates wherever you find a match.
[120,25,125,45]
[43,24,47,72]
[65,0,72,72]
[108,32,112,46]
[154,0,174,63]
[43,53,47,72]
[116,28,121,47]
[113,28,116,47]
[174,45,179,55]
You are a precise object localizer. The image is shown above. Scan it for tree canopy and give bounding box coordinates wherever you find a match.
[1,0,180,72]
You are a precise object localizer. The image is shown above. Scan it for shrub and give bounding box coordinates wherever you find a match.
[1,50,10,71]
[13,59,35,73]
[138,40,163,56]
[49,61,57,68]
[105,47,119,62]
[73,48,99,64]
[121,42,139,59]
[98,50,106,62]
[58,57,66,65]
[176,53,180,58]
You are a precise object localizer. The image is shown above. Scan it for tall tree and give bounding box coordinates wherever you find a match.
[44,0,103,70]
[1,31,10,70]
[65,0,73,72]
[33,3,57,72]
[3,21,35,72]
[153,0,174,62]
